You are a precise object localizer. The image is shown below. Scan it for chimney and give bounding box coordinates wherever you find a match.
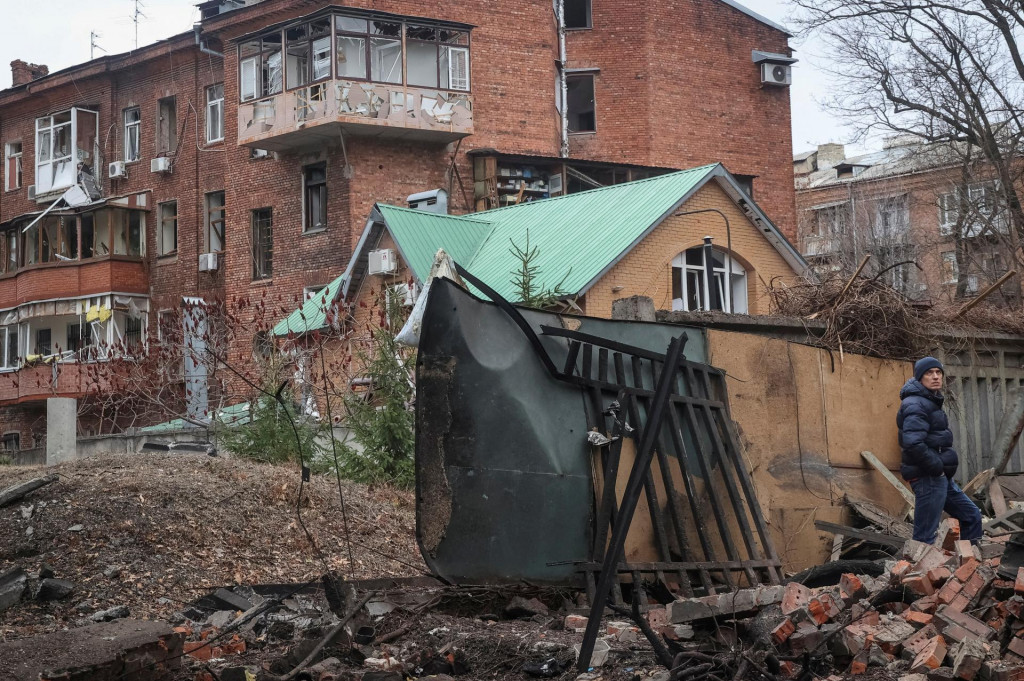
[815,143,846,171]
[11,60,49,87]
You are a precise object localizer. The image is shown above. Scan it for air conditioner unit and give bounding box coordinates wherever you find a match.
[27,185,36,200]
[198,252,219,272]
[367,249,397,275]
[389,283,415,307]
[760,62,792,87]
[108,161,127,179]
[151,157,172,173]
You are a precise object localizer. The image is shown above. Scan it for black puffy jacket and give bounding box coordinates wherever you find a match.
[897,378,958,480]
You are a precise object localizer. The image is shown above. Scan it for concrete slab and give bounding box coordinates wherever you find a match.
[0,619,182,681]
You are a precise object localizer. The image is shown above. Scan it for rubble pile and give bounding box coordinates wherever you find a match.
[729,524,1022,681]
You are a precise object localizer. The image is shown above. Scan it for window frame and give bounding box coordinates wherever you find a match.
[0,326,19,370]
[252,207,273,280]
[158,200,178,256]
[1,432,20,451]
[302,163,327,233]
[4,141,22,191]
[124,106,141,163]
[156,96,177,156]
[204,191,226,253]
[564,0,593,29]
[205,84,225,143]
[940,251,959,285]
[566,72,597,134]
[241,13,472,102]
[671,246,748,314]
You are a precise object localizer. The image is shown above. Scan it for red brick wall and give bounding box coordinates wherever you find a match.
[0,0,795,418]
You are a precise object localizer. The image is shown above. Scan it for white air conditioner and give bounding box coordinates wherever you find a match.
[151,157,172,173]
[389,283,415,307]
[108,161,127,179]
[761,62,792,87]
[198,252,219,272]
[367,249,397,275]
[27,185,36,200]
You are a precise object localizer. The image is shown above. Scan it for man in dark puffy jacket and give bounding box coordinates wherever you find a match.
[898,356,982,544]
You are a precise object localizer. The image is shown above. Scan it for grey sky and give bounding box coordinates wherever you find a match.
[0,0,864,156]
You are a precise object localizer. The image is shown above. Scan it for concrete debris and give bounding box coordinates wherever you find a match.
[35,578,74,601]
[0,568,28,612]
[90,604,130,622]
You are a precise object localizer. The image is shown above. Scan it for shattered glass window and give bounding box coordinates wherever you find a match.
[124,107,141,162]
[566,74,596,132]
[370,37,402,84]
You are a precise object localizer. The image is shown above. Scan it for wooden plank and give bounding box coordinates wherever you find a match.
[860,450,915,506]
[813,520,906,548]
[0,474,58,507]
[962,468,995,496]
[989,478,1009,517]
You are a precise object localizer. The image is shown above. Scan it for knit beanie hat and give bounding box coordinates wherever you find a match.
[914,356,944,382]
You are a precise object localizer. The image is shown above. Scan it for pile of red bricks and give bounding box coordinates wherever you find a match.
[770,522,1021,681]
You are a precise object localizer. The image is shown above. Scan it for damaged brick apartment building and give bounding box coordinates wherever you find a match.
[0,0,797,447]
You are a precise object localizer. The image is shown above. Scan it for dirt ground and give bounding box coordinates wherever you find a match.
[0,453,670,681]
[0,452,422,637]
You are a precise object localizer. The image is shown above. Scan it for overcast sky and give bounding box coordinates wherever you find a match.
[0,0,865,156]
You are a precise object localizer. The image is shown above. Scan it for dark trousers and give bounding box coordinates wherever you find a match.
[909,476,983,544]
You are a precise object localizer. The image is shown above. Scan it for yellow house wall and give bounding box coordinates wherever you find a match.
[584,181,800,318]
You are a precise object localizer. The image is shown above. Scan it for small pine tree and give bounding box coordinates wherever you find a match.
[508,231,570,308]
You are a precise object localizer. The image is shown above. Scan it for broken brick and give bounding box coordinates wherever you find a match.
[850,648,870,675]
[790,624,824,655]
[941,519,961,551]
[772,618,796,645]
[893,560,914,584]
[781,582,812,616]
[905,573,937,597]
[841,574,868,603]
[955,541,981,565]
[955,559,980,583]
[911,636,949,673]
[935,606,996,642]
[184,641,212,661]
[906,611,935,626]
[904,625,941,661]
[876,620,917,655]
[564,614,588,632]
[913,595,940,614]
[951,639,990,681]
[938,579,964,606]
[928,568,953,588]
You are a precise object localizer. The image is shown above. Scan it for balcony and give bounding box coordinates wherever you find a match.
[0,363,92,404]
[0,257,148,310]
[238,81,473,150]
[235,11,473,151]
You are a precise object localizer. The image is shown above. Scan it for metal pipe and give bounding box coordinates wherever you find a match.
[674,208,734,313]
[193,24,224,58]
[555,0,568,158]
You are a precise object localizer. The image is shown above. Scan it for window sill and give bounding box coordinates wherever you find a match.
[157,253,178,264]
[124,159,142,165]
[251,278,273,286]
[565,26,593,31]
[569,131,597,136]
[302,228,327,236]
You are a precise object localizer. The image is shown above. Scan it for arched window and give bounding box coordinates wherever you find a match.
[671,245,748,313]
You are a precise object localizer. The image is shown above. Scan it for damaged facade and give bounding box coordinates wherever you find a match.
[0,0,796,446]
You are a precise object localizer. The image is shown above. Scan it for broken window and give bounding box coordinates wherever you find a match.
[158,201,177,255]
[206,84,224,143]
[671,246,748,314]
[0,326,18,369]
[1,432,19,451]
[566,74,596,133]
[335,16,369,80]
[303,164,327,232]
[67,323,89,353]
[205,191,226,252]
[941,251,959,284]
[21,216,73,265]
[157,97,177,155]
[564,0,592,29]
[239,33,283,101]
[0,230,16,274]
[811,204,848,237]
[157,309,177,344]
[4,142,21,191]
[124,316,143,351]
[124,107,141,162]
[252,207,273,280]
[370,21,403,84]
[35,328,51,356]
[35,112,75,194]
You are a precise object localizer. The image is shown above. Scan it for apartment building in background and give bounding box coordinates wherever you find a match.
[794,140,1020,307]
[0,0,797,447]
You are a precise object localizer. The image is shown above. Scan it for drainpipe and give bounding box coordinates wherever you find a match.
[194,24,224,58]
[556,0,568,158]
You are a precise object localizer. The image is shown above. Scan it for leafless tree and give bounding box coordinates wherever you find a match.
[794,0,1024,294]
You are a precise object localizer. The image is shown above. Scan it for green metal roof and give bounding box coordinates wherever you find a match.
[375,206,490,283]
[274,163,807,335]
[272,274,346,337]
[139,401,251,433]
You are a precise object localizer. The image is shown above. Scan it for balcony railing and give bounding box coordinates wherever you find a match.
[0,362,94,403]
[802,235,840,258]
[0,257,147,310]
[238,81,473,150]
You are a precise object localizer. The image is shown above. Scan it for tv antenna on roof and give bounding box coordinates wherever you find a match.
[90,31,106,60]
[131,0,147,49]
